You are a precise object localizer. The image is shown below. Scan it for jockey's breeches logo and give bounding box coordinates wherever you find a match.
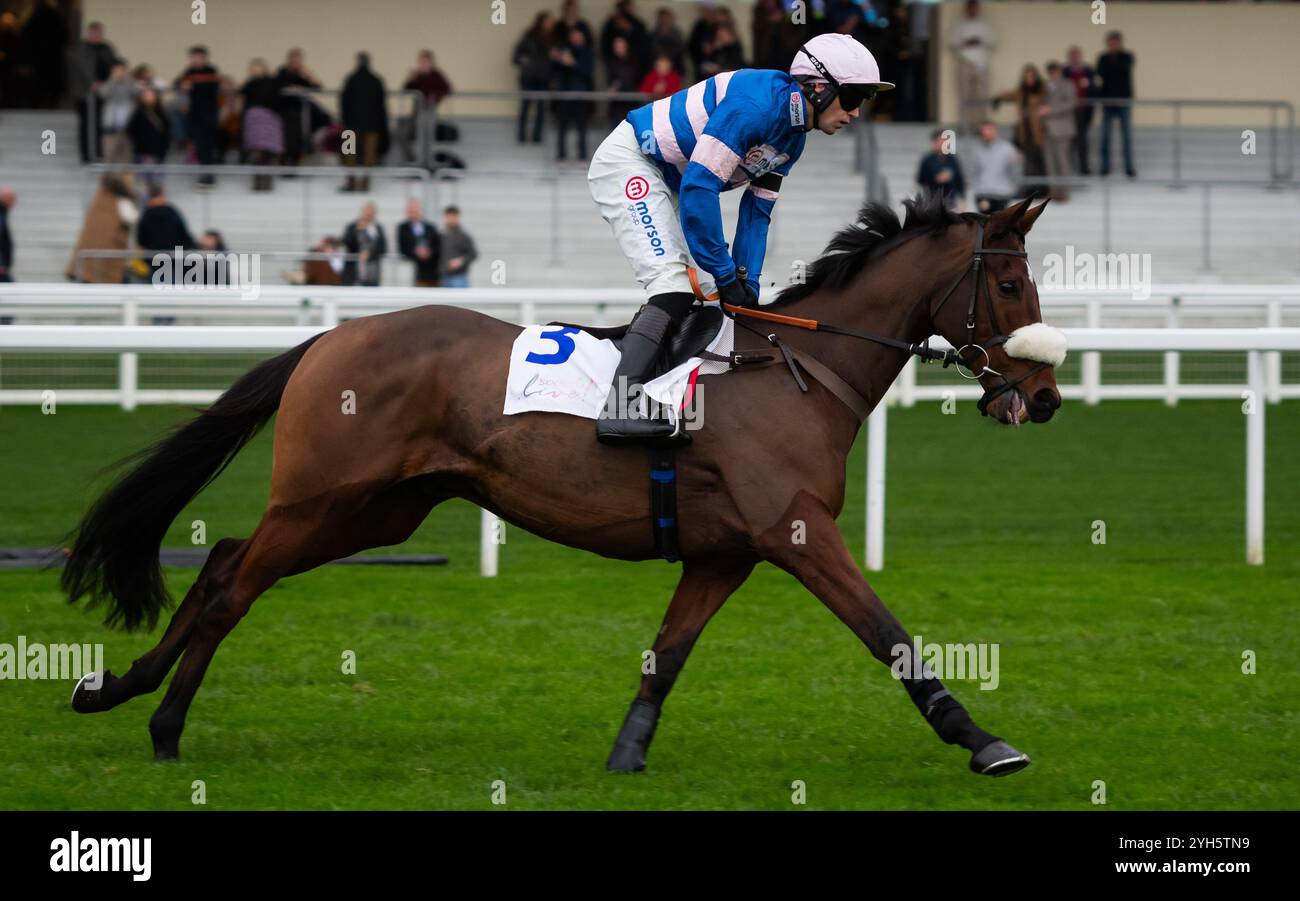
[627,200,666,257]
[624,175,649,200]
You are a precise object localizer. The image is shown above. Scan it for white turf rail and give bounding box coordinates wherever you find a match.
[2,288,1297,572]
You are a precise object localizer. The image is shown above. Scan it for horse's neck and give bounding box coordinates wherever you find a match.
[780,244,939,418]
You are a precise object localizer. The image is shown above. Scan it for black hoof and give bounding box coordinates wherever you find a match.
[606,698,658,773]
[606,742,647,773]
[70,669,116,713]
[970,740,1031,777]
[153,746,180,762]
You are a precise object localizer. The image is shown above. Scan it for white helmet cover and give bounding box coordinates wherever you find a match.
[789,33,895,91]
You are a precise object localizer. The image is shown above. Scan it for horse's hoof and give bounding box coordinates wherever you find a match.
[606,743,647,773]
[153,745,180,762]
[70,669,115,713]
[970,740,1031,777]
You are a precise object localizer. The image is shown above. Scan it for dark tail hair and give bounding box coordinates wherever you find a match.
[61,334,325,632]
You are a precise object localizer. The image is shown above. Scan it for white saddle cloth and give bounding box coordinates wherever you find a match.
[502,315,734,428]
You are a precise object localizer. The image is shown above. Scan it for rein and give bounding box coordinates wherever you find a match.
[688,221,1052,417]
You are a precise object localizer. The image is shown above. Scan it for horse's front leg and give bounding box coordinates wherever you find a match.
[606,558,756,773]
[757,491,1030,777]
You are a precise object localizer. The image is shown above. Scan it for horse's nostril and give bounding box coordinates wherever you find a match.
[1033,388,1061,410]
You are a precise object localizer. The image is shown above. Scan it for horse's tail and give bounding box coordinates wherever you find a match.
[61,333,325,632]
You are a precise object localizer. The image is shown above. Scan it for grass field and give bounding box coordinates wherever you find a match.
[0,399,1297,810]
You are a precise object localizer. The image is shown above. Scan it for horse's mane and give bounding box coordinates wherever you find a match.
[770,192,986,309]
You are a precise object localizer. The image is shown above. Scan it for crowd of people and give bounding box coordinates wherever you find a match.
[510,0,939,161]
[29,18,456,194]
[945,1,1138,204]
[923,5,1138,213]
[0,1,1149,287]
[62,170,478,289]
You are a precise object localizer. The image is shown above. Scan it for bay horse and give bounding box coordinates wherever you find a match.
[65,194,1062,777]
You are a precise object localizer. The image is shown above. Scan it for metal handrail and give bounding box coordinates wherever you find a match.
[84,161,438,251]
[960,96,1296,182]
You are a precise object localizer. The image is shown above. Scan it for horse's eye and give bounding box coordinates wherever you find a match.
[998,280,1018,296]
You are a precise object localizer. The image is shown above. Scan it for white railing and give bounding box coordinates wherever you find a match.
[1,321,1296,573]
[2,283,1299,409]
[869,330,1300,572]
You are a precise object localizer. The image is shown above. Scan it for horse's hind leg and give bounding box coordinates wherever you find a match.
[147,482,438,760]
[757,492,1030,777]
[606,558,756,773]
[72,537,245,714]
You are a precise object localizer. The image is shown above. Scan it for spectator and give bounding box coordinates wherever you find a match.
[98,61,136,164]
[701,23,744,78]
[1096,30,1136,178]
[555,1,595,45]
[176,45,220,188]
[649,6,685,77]
[22,0,67,109]
[302,235,345,286]
[752,0,804,72]
[342,202,386,286]
[894,2,933,122]
[137,182,197,282]
[605,36,641,127]
[552,26,595,162]
[968,120,1020,214]
[0,13,20,109]
[1062,45,1096,175]
[945,0,995,133]
[600,1,651,83]
[638,54,681,100]
[240,59,284,191]
[439,206,477,288]
[0,186,14,282]
[402,49,453,163]
[196,230,231,285]
[67,174,139,283]
[994,64,1046,191]
[686,6,720,83]
[513,12,557,144]
[67,21,117,161]
[215,74,243,163]
[1040,61,1076,201]
[916,129,965,210]
[127,85,170,200]
[276,48,323,166]
[397,198,441,287]
[340,53,389,192]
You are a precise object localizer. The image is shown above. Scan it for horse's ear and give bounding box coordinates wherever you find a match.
[1017,198,1050,234]
[989,196,1034,230]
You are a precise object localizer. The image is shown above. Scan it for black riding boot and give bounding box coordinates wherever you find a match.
[597,294,693,447]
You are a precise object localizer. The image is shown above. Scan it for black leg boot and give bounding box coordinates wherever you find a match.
[597,298,692,447]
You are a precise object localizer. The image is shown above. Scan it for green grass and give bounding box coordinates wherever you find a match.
[0,400,1297,810]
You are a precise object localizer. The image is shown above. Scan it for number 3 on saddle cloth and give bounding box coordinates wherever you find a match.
[501,304,736,562]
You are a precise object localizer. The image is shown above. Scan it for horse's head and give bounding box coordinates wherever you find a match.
[929,197,1064,425]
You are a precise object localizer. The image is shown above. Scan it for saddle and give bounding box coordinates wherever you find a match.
[546,304,724,380]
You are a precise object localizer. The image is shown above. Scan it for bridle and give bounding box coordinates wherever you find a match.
[928,220,1053,415]
[707,220,1053,417]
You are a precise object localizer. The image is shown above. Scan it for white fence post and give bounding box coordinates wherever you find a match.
[1164,297,1180,407]
[119,299,138,412]
[1246,350,1265,565]
[865,401,887,571]
[899,356,916,408]
[1266,300,1282,404]
[480,509,500,577]
[1083,298,1101,405]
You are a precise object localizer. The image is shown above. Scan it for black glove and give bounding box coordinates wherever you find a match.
[716,275,758,309]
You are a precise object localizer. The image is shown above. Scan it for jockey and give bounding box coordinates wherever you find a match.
[589,33,893,445]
